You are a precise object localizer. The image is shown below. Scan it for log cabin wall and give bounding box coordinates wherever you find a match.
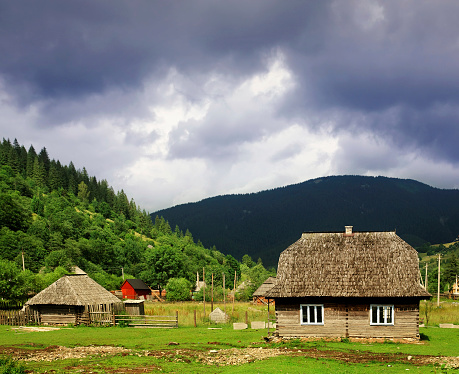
[275,297,420,339]
[38,305,81,325]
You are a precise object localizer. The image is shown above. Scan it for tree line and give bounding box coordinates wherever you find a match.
[0,138,275,303]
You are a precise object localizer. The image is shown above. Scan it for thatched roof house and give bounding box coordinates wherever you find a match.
[265,227,430,339]
[25,274,123,325]
[252,277,276,305]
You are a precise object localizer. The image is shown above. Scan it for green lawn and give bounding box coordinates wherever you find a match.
[1,325,458,373]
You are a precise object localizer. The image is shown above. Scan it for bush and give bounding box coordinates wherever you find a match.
[165,278,192,301]
[0,358,26,374]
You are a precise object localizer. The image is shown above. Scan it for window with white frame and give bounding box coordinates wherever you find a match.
[370,305,394,325]
[300,304,324,325]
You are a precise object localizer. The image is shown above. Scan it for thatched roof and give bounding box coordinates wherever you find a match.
[265,230,430,299]
[26,274,123,306]
[253,277,277,297]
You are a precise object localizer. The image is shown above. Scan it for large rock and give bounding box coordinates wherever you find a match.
[233,322,248,330]
[209,307,229,324]
[250,321,266,329]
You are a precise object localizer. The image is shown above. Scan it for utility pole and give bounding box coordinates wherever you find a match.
[223,272,226,315]
[211,273,214,312]
[121,267,125,281]
[232,270,236,315]
[21,248,25,271]
[425,262,428,292]
[437,254,441,307]
[203,267,206,316]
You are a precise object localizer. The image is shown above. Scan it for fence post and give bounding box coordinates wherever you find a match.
[194,309,197,327]
[245,311,248,325]
[176,310,178,328]
[112,310,115,326]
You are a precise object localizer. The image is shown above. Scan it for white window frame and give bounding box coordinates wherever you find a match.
[370,304,394,325]
[300,304,324,325]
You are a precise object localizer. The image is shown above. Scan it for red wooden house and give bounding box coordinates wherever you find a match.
[121,279,151,300]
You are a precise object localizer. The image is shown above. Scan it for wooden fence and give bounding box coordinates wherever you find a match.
[114,312,178,328]
[0,309,39,326]
[0,308,178,328]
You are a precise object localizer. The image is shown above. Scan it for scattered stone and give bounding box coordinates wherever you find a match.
[233,322,248,330]
[250,321,266,330]
[439,323,459,329]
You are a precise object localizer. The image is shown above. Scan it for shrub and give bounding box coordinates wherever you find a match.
[0,358,26,374]
[165,278,192,301]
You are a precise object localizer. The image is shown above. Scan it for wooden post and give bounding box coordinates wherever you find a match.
[176,310,178,328]
[245,311,248,325]
[437,254,441,307]
[425,262,428,292]
[21,249,25,271]
[267,299,270,336]
[232,270,236,315]
[211,273,214,312]
[194,309,197,327]
[203,268,206,316]
[223,272,226,315]
[112,310,115,326]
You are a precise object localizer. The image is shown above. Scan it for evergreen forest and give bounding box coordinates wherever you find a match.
[0,138,275,305]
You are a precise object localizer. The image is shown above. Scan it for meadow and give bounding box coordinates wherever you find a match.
[0,301,458,373]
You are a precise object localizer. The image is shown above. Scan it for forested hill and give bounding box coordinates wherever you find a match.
[153,175,459,266]
[0,138,274,303]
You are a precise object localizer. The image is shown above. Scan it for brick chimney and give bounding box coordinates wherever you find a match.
[344,226,353,236]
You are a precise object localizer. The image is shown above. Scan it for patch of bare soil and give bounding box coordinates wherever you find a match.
[1,344,458,370]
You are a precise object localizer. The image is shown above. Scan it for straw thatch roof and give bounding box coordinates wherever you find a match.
[253,277,277,297]
[265,230,430,299]
[26,274,123,306]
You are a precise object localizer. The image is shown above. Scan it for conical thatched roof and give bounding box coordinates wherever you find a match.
[253,277,276,297]
[265,230,431,299]
[26,274,122,306]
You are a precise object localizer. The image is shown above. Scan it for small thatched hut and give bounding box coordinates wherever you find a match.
[265,226,431,339]
[25,274,123,325]
[252,277,276,305]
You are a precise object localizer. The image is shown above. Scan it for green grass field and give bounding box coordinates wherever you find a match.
[0,301,458,373]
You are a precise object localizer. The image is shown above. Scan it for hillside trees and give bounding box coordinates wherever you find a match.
[0,138,275,302]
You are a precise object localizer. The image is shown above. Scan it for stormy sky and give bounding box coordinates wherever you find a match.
[1,1,459,212]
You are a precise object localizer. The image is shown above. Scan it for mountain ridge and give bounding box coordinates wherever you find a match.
[152,175,459,266]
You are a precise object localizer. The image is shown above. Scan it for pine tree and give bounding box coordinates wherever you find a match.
[26,145,37,179]
[77,181,90,202]
[38,147,50,173]
[32,158,46,188]
[48,162,61,191]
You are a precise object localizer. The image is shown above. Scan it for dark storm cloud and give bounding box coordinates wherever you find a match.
[1,0,459,179]
[0,0,327,102]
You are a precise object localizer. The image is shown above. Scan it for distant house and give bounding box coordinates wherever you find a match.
[265,226,431,340]
[252,277,276,305]
[121,279,151,300]
[451,277,459,297]
[25,274,123,325]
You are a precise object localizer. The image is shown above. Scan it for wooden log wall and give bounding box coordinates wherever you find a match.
[275,297,421,339]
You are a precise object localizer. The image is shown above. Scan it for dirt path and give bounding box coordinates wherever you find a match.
[1,344,458,370]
